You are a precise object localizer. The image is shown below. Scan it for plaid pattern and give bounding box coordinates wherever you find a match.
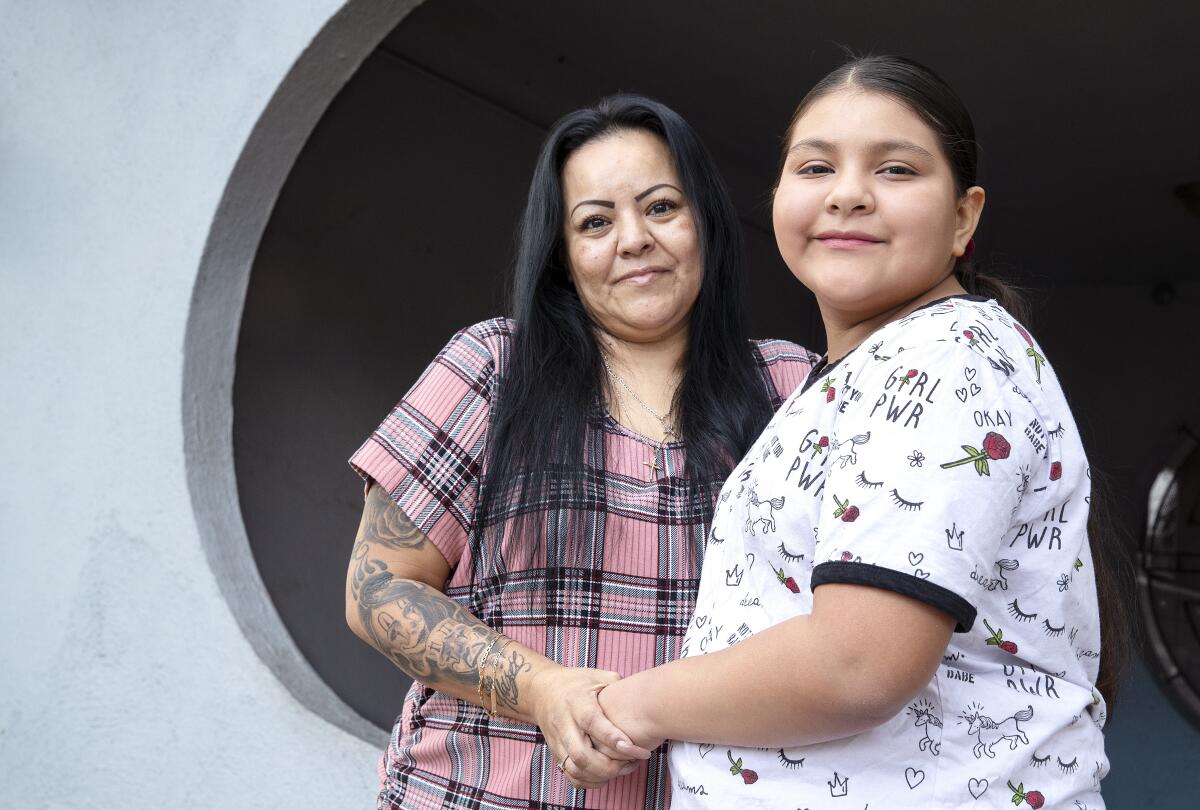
[350,319,815,810]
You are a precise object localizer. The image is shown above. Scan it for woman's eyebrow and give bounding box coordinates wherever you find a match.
[570,183,683,215]
[634,183,683,201]
[569,198,614,215]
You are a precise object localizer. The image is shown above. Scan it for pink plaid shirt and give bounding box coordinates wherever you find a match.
[350,318,814,809]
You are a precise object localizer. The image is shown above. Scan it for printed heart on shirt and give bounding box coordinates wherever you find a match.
[956,387,970,403]
[905,767,925,789]
[969,777,988,799]
[964,367,977,381]
[970,383,981,396]
[699,743,714,759]
[908,552,925,567]
[914,569,931,580]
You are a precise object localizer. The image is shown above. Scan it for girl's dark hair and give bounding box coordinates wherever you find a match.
[476,94,772,588]
[779,54,1131,711]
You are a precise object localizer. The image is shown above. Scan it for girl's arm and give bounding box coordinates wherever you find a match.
[346,484,650,787]
[598,582,953,748]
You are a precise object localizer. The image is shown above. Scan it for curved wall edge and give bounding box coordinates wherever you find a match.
[182,0,426,746]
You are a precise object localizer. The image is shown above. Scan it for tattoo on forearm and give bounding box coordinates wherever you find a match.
[349,490,524,704]
[485,647,532,710]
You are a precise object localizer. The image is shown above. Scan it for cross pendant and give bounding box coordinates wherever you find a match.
[644,457,660,476]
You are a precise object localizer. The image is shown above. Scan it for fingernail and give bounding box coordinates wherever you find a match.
[615,739,632,751]
[619,764,637,776]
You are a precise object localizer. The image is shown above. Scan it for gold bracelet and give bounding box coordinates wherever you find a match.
[477,635,502,709]
[488,638,514,718]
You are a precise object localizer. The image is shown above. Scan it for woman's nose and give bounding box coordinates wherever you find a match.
[615,211,654,256]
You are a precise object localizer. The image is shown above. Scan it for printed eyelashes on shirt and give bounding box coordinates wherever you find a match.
[1058,756,1079,774]
[777,749,805,770]
[855,471,884,490]
[1029,752,1050,768]
[1042,618,1066,637]
[1007,598,1038,622]
[1047,423,1066,438]
[889,488,923,511]
[777,541,805,562]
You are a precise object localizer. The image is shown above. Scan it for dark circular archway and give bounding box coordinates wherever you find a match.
[211,6,1200,783]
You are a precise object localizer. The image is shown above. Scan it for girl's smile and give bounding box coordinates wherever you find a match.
[812,229,886,249]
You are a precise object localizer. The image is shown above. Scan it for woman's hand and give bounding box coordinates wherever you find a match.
[529,666,653,790]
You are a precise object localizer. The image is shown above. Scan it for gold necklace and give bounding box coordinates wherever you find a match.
[600,354,678,440]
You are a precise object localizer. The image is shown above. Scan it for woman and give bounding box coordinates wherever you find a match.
[595,56,1126,808]
[344,94,816,809]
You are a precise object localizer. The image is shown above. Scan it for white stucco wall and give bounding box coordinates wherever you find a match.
[0,2,404,806]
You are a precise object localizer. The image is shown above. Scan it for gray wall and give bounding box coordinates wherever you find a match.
[0,2,396,807]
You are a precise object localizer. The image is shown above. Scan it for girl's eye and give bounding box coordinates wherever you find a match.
[797,164,833,175]
[580,216,609,232]
[880,165,916,176]
[647,199,677,216]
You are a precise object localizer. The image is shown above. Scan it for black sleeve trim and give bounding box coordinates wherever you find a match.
[811,561,977,633]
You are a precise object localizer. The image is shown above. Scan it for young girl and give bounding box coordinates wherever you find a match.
[596,56,1118,808]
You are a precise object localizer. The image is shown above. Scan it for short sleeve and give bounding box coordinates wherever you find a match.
[349,323,500,568]
[811,340,1043,632]
[753,338,819,405]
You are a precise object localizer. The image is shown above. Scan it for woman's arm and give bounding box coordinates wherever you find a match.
[345,484,650,787]
[598,582,954,749]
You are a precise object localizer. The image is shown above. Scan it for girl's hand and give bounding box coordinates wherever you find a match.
[597,675,666,752]
[529,666,652,790]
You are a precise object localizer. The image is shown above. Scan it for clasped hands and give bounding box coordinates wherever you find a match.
[530,665,662,790]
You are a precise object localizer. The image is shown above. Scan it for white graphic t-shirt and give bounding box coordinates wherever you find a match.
[669,297,1107,809]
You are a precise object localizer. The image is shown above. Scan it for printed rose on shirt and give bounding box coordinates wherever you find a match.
[983,618,1018,654]
[940,432,1011,476]
[832,495,860,522]
[1008,780,1045,808]
[770,562,801,594]
[727,751,758,784]
[820,376,836,403]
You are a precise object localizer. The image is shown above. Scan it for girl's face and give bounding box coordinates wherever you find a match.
[561,129,702,345]
[773,88,983,322]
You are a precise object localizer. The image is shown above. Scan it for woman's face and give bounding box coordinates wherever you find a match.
[773,88,983,321]
[561,129,702,344]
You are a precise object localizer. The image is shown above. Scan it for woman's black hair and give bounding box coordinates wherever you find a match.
[476,94,773,589]
[778,54,1027,322]
[778,54,1131,712]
